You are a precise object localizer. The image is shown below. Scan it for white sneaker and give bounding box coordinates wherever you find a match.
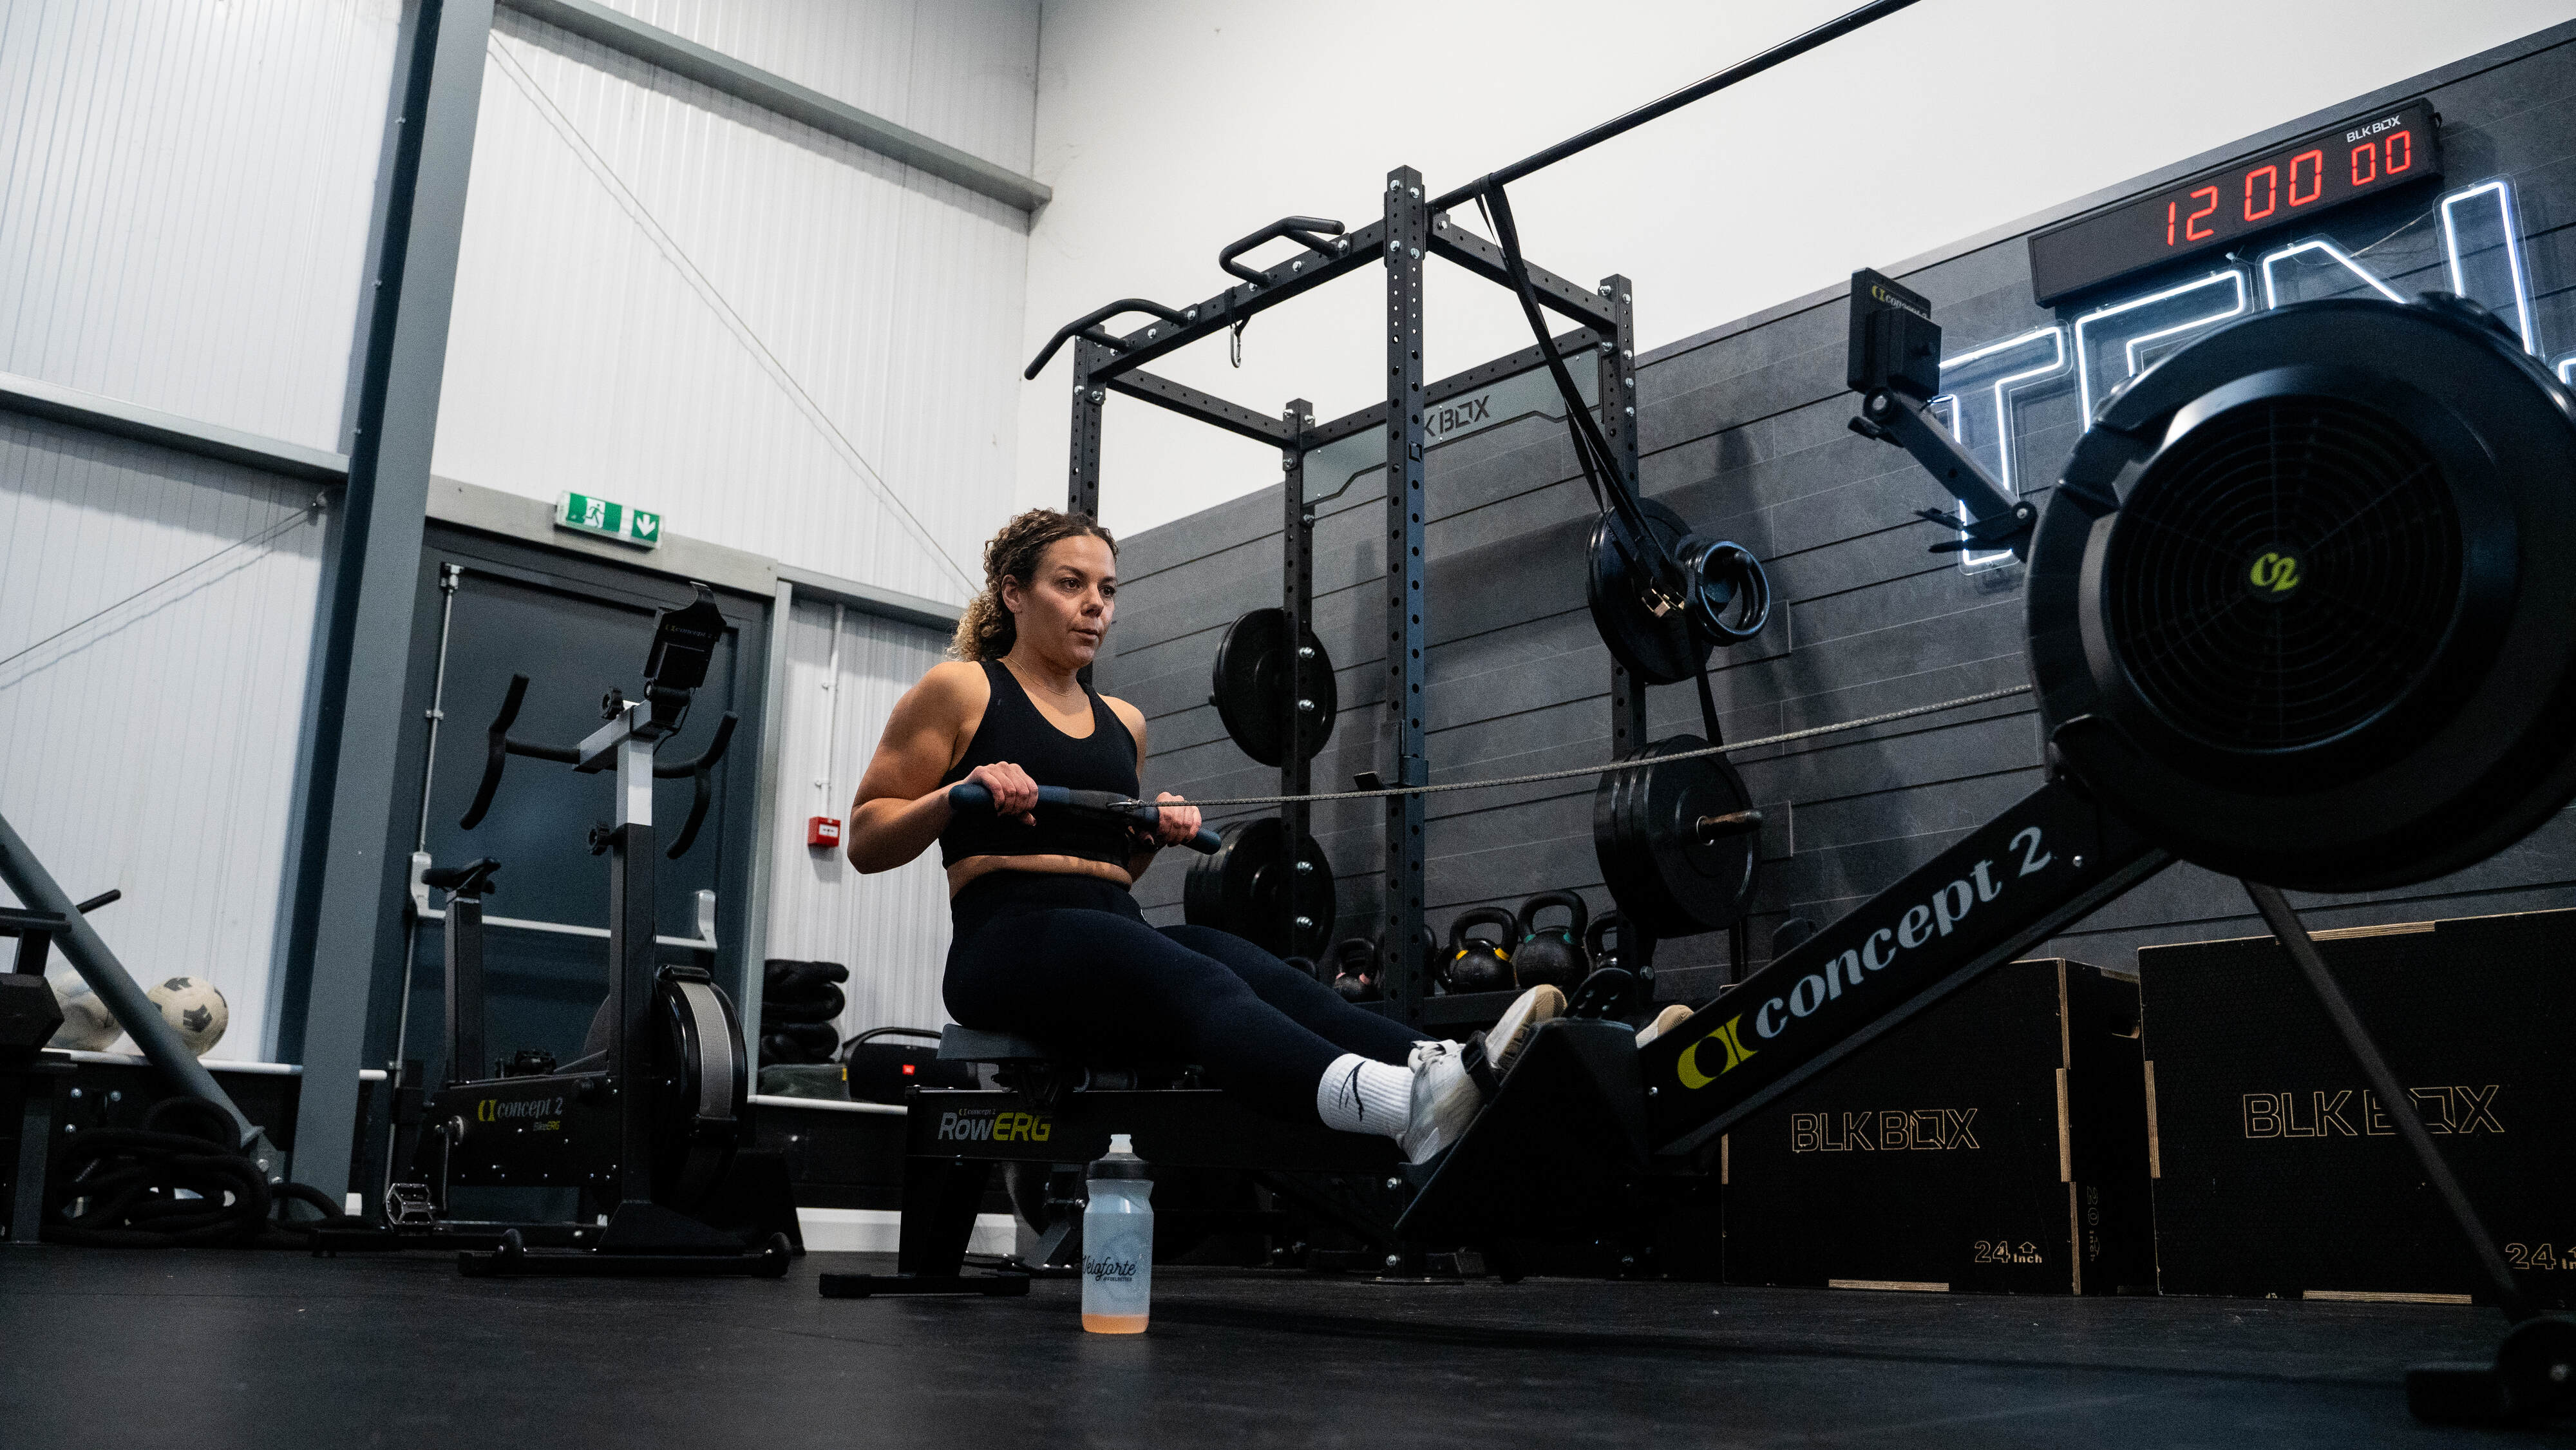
[1486,984,1565,1077]
[1636,1003,1693,1047]
[1397,1041,1479,1165]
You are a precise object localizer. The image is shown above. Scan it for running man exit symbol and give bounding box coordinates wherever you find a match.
[555,492,663,549]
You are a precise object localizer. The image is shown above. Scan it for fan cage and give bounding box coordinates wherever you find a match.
[2103,394,2463,754]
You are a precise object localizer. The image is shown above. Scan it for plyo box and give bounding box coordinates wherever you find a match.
[2139,909,2576,1307]
[1723,959,2154,1294]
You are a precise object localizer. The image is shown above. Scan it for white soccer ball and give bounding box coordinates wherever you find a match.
[46,971,120,1052]
[145,975,229,1057]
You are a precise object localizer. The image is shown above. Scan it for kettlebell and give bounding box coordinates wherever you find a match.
[1443,908,1517,994]
[1282,955,1320,984]
[1329,937,1381,1004]
[1512,891,1591,989]
[1586,910,1625,975]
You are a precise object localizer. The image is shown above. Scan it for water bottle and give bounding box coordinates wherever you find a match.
[1081,1133,1153,1333]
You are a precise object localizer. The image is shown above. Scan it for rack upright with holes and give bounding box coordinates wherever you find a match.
[1038,172,1633,1025]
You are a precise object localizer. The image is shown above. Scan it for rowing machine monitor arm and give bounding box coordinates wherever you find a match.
[1842,268,2035,558]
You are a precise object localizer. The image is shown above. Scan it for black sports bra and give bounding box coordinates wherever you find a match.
[937,661,1141,868]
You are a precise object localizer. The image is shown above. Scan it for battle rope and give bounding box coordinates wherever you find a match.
[1124,682,2032,810]
[44,1096,354,1248]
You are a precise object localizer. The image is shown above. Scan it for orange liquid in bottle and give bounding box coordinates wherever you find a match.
[1082,1312,1149,1334]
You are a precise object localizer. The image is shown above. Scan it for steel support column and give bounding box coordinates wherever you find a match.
[1280,400,1316,955]
[1600,276,1647,761]
[1068,339,1107,521]
[1380,169,1430,1024]
[1597,275,1659,989]
[284,0,495,1200]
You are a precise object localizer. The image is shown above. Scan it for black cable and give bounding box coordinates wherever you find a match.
[1693,663,1724,746]
[0,502,320,677]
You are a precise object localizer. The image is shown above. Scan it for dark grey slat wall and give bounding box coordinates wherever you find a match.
[1098,27,2576,999]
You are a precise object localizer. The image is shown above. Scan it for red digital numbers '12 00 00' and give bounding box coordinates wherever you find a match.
[2030,99,2441,307]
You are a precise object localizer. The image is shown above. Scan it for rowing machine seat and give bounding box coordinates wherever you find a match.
[934,1025,1193,1103]
[936,1024,1059,1064]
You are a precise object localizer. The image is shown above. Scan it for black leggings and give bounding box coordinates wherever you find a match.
[943,872,1421,1121]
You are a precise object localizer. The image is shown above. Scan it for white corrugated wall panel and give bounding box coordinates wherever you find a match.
[0,0,401,450]
[591,0,1038,170]
[432,3,1037,605]
[764,599,951,1038]
[0,415,328,1061]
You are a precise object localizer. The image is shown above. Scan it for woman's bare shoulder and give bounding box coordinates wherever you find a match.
[1103,694,1148,742]
[891,659,989,726]
[920,658,989,697]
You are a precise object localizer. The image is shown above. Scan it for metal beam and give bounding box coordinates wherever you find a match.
[1305,328,1602,450]
[1103,369,1293,446]
[283,0,495,1201]
[0,370,348,485]
[738,577,798,1069]
[1081,222,1389,384]
[773,565,961,631]
[501,0,1050,215]
[1425,218,1618,332]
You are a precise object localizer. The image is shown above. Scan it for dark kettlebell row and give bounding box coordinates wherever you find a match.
[1284,895,1632,998]
[1437,893,1628,995]
[1302,927,1439,1004]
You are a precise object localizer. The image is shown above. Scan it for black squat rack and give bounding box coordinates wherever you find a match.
[1024,1,1935,1020]
[1029,185,1649,1024]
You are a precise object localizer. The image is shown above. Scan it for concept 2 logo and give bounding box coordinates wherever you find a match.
[1672,825,2061,1091]
[1674,1015,1757,1087]
[2248,550,2302,598]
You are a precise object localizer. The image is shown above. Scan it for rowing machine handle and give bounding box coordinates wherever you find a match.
[947,781,1223,854]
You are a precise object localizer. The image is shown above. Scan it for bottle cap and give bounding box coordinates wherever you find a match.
[1088,1132,1151,1180]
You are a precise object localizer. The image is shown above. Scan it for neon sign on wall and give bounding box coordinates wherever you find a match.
[1941,176,2541,566]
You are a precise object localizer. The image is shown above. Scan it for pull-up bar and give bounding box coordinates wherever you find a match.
[1432,0,1924,211]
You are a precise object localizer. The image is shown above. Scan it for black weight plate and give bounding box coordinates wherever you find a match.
[1183,816,1335,959]
[1592,750,1647,911]
[1639,737,1759,935]
[1593,736,1758,938]
[1587,499,1710,686]
[1210,608,1336,767]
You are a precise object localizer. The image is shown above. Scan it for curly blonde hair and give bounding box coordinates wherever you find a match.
[951,508,1119,661]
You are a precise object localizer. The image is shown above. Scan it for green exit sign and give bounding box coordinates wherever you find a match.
[555,492,661,549]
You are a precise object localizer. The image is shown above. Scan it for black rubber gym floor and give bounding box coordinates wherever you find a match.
[0,1248,2536,1447]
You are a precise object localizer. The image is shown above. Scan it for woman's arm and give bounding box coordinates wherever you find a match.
[845,662,1026,874]
[1110,698,1200,883]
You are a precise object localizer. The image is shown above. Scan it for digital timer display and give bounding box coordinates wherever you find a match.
[2028,99,2441,307]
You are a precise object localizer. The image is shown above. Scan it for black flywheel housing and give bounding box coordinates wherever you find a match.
[2026,294,2576,892]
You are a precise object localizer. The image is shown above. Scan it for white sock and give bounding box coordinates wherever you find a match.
[1316,1053,1412,1138]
